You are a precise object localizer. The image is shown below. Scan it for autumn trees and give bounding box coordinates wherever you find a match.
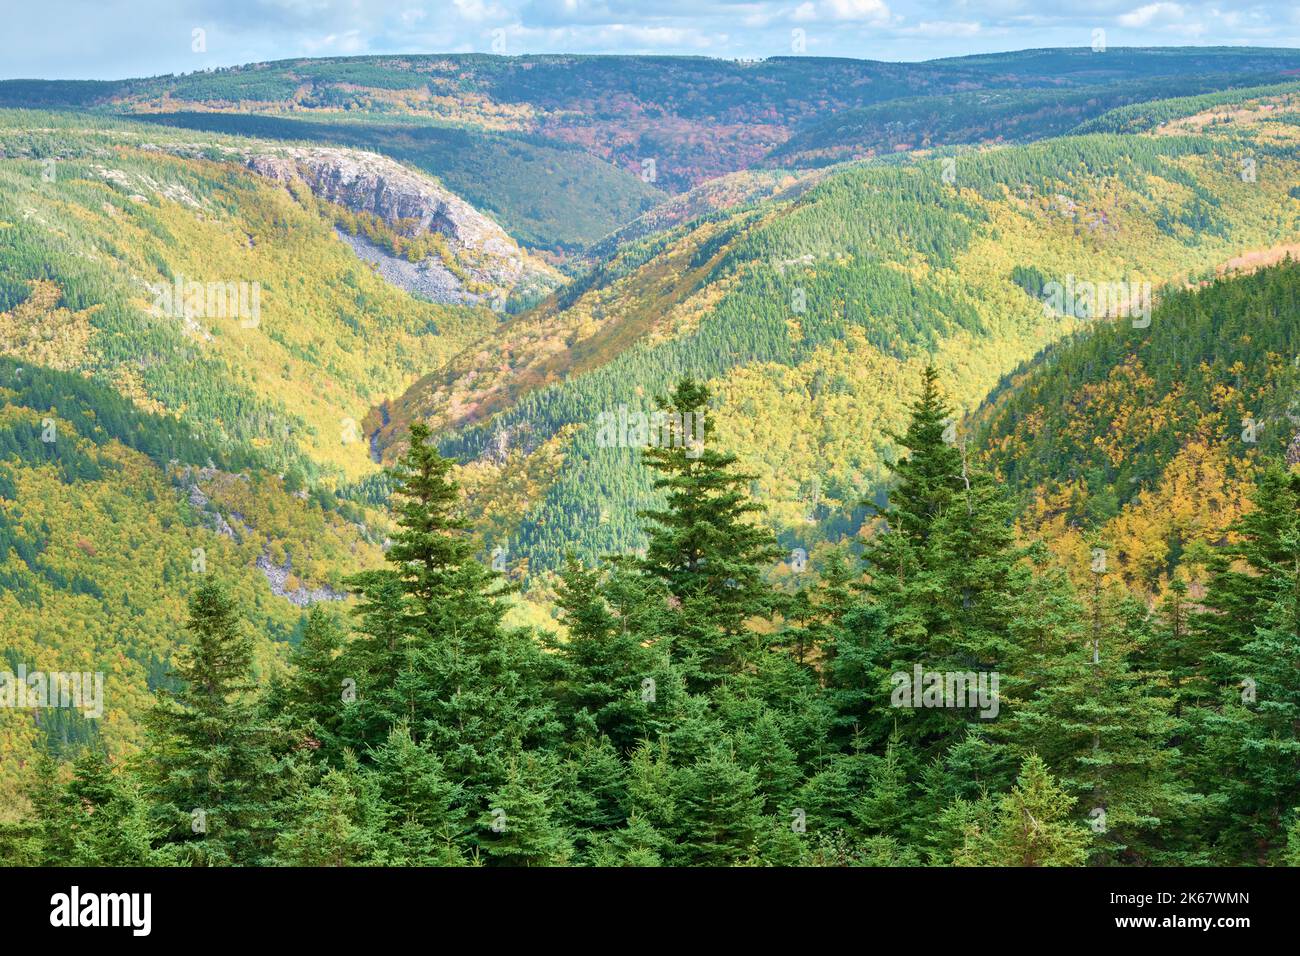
[11,367,1300,867]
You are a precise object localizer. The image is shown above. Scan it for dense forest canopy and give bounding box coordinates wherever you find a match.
[2,50,1300,869]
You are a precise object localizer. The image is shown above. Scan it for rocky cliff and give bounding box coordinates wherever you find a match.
[243,146,559,307]
[166,143,560,308]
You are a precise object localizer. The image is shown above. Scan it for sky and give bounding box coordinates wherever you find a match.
[3,0,1299,80]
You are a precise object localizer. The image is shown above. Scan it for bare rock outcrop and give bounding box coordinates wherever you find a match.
[156,142,559,307]
[255,552,347,607]
[241,146,558,306]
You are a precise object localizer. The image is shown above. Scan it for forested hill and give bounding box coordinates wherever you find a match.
[375,92,1300,577]
[0,110,505,480]
[4,48,1300,869]
[0,355,390,808]
[974,258,1300,599]
[4,48,1300,194]
[766,74,1299,168]
[10,278,1300,865]
[120,112,665,253]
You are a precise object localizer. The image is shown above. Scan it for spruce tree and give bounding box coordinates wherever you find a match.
[342,422,555,809]
[550,555,666,750]
[638,377,782,687]
[23,752,76,865]
[951,755,1091,867]
[1004,586,1187,863]
[859,367,1026,753]
[670,746,765,865]
[555,736,630,856]
[481,755,573,866]
[142,580,289,866]
[1191,464,1300,861]
[272,763,382,867]
[64,751,159,866]
[280,606,352,759]
[587,813,668,867]
[367,722,466,866]
[874,365,964,546]
[343,421,511,749]
[1200,581,1300,862]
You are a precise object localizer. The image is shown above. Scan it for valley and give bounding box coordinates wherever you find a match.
[3,46,1300,870]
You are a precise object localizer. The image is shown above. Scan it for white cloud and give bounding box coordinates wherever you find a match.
[790,0,892,24]
[2,0,1298,80]
[300,30,368,55]
[904,20,983,36]
[823,0,892,21]
[1117,2,1185,28]
[453,0,508,22]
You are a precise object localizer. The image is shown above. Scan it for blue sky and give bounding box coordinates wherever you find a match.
[5,0,1300,79]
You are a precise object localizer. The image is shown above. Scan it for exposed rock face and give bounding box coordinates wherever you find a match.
[255,552,347,607]
[335,228,467,304]
[157,142,558,306]
[240,146,558,306]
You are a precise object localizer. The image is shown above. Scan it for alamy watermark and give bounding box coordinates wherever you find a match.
[595,405,706,458]
[150,274,261,328]
[1042,275,1151,328]
[890,665,1000,719]
[0,664,104,718]
[50,886,151,936]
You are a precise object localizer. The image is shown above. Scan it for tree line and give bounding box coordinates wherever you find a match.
[4,369,1299,866]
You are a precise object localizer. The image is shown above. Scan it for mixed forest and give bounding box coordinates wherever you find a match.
[2,49,1300,867]
[7,336,1300,865]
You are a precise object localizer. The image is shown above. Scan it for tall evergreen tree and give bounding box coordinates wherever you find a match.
[1004,586,1188,863]
[638,377,782,687]
[481,755,573,866]
[272,762,383,867]
[860,367,1026,752]
[874,365,965,545]
[367,722,466,866]
[340,423,556,811]
[142,580,290,866]
[1192,464,1300,862]
[950,755,1091,867]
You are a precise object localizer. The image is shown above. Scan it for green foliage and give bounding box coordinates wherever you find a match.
[950,755,1091,866]
[769,73,1292,167]
[141,579,292,866]
[417,116,1300,574]
[8,359,1300,868]
[638,377,783,687]
[5,58,1300,871]
[1075,80,1300,135]
[130,112,664,253]
[978,261,1300,533]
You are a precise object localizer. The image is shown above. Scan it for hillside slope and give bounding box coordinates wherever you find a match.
[766,74,1296,168]
[0,356,391,802]
[0,110,504,479]
[7,49,1300,193]
[122,112,666,253]
[974,259,1300,599]
[376,94,1300,575]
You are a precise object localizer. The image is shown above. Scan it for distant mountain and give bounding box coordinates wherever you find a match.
[6,48,1300,194]
[765,74,1299,168]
